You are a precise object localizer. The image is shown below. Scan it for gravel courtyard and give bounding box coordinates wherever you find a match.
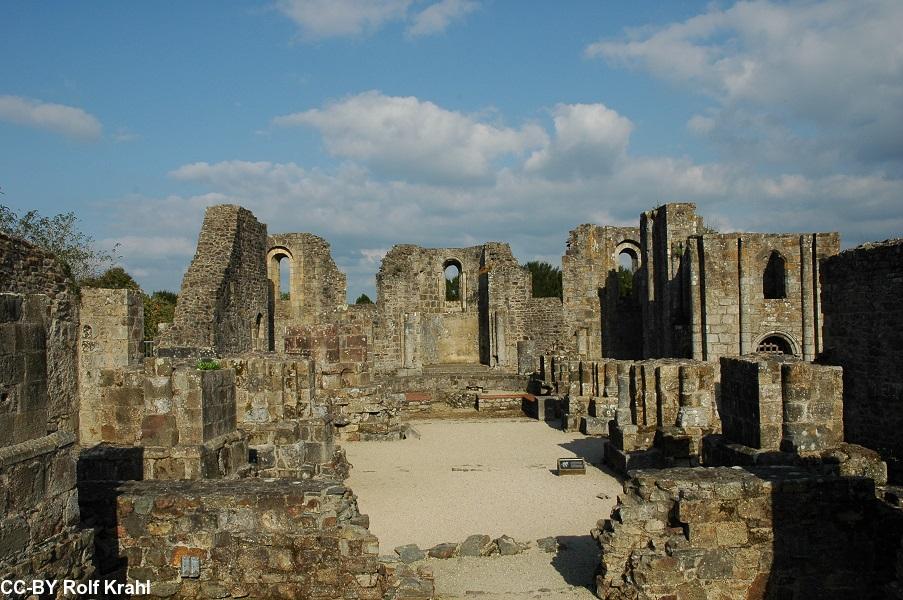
[343,417,622,552]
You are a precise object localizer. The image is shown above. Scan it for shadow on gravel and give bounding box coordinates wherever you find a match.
[550,534,600,592]
[557,438,624,481]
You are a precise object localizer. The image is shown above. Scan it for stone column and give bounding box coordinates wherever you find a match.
[493,310,507,367]
[800,235,813,360]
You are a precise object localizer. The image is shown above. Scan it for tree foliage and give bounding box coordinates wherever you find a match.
[445,275,460,301]
[617,266,634,298]
[81,266,140,290]
[525,261,562,299]
[144,290,178,341]
[355,293,373,305]
[0,204,118,282]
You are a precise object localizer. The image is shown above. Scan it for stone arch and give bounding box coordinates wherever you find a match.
[267,246,294,301]
[442,257,464,303]
[614,240,642,272]
[754,331,800,356]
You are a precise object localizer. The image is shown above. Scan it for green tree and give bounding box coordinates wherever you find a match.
[355,293,373,305]
[144,290,178,341]
[81,266,140,290]
[617,266,634,298]
[445,274,459,301]
[525,261,562,299]
[0,204,119,282]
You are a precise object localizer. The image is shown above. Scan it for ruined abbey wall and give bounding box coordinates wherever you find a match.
[0,233,94,586]
[79,287,145,445]
[116,479,387,600]
[563,224,642,361]
[267,233,347,352]
[596,467,903,600]
[370,241,546,373]
[158,205,269,356]
[639,203,839,362]
[822,239,903,481]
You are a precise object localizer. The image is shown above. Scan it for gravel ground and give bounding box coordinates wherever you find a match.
[426,539,600,599]
[343,417,622,553]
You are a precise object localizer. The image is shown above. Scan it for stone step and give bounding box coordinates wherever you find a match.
[421,363,491,375]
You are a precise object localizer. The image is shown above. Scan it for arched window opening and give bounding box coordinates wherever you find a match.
[763,251,786,299]
[617,249,638,297]
[444,260,461,301]
[274,254,291,301]
[757,335,792,355]
[618,249,638,273]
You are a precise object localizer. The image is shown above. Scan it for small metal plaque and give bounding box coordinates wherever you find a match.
[557,457,586,475]
[181,556,200,578]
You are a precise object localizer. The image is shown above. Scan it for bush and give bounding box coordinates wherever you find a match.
[195,358,220,371]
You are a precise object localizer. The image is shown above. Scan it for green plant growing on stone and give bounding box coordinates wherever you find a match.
[196,358,221,371]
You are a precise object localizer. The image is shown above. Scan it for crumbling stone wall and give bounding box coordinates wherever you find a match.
[0,232,95,588]
[639,203,703,359]
[595,467,903,600]
[637,203,839,362]
[267,233,347,352]
[719,355,843,453]
[222,354,347,478]
[79,288,145,444]
[601,358,718,472]
[522,297,566,362]
[372,242,534,373]
[563,224,642,360]
[284,321,407,441]
[0,232,79,434]
[158,205,269,357]
[684,231,839,361]
[139,359,249,480]
[821,239,903,481]
[116,479,393,600]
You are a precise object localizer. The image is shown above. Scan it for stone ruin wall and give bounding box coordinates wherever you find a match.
[639,203,704,359]
[596,467,903,600]
[685,231,839,361]
[0,231,80,435]
[115,479,402,600]
[373,244,484,372]
[563,224,642,361]
[718,355,843,454]
[480,242,534,370]
[267,233,347,353]
[0,232,94,586]
[79,287,145,445]
[638,203,840,362]
[821,238,903,481]
[158,205,270,357]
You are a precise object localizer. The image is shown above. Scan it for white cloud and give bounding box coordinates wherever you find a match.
[274,91,547,182]
[275,0,412,38]
[107,235,197,259]
[406,0,479,37]
[105,93,903,297]
[0,95,102,139]
[525,103,633,179]
[587,0,903,168]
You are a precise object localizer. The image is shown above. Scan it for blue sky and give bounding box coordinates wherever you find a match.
[2,0,902,299]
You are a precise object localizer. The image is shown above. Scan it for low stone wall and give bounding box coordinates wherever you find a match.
[382,371,529,410]
[594,467,903,600]
[0,431,95,589]
[115,479,399,599]
[720,355,843,452]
